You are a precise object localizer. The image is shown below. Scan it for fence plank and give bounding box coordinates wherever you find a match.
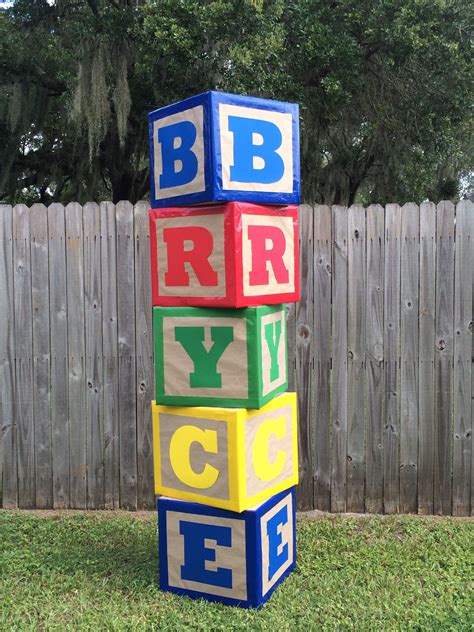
[286,306,296,393]
[116,201,137,509]
[30,204,52,508]
[100,202,119,509]
[13,204,35,508]
[400,203,420,513]
[134,201,154,510]
[65,202,87,509]
[331,205,348,512]
[48,204,70,508]
[452,200,473,516]
[418,201,436,514]
[84,202,104,509]
[384,203,401,513]
[295,205,314,510]
[434,201,455,515]
[365,204,384,513]
[347,204,366,512]
[0,204,16,507]
[313,204,332,511]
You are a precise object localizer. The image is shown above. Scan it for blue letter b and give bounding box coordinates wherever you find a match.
[228,116,284,184]
[159,120,198,189]
[179,520,233,588]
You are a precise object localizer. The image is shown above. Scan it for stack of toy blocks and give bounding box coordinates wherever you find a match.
[148,91,300,608]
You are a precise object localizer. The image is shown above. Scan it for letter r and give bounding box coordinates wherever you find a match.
[248,225,289,286]
[164,227,218,287]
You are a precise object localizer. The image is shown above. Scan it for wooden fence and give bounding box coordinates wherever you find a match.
[0,201,472,515]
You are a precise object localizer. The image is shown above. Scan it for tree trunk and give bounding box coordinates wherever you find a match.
[111,172,134,204]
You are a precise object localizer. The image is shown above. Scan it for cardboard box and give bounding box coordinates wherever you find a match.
[149,91,300,207]
[150,203,299,307]
[152,393,298,511]
[158,487,296,607]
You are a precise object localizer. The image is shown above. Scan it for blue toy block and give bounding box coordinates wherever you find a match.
[148,91,300,208]
[158,487,296,608]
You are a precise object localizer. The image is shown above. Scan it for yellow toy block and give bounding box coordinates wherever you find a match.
[152,392,298,512]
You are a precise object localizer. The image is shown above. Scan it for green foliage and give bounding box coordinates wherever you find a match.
[0,0,472,204]
[0,511,472,629]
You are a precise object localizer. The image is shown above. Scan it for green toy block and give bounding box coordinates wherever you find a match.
[153,305,288,408]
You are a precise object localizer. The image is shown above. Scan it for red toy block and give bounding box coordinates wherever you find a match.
[149,202,299,307]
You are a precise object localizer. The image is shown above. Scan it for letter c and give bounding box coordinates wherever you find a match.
[252,416,287,481]
[169,425,219,489]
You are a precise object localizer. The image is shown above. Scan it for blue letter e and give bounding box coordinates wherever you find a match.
[229,116,284,184]
[179,520,233,588]
[266,505,289,580]
[158,120,198,189]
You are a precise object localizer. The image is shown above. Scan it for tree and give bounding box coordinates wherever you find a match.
[0,0,472,205]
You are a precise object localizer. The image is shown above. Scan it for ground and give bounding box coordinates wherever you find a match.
[0,510,472,630]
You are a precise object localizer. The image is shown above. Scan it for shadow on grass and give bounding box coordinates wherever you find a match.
[28,518,161,593]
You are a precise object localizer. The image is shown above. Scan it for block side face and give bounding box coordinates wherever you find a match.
[149,93,213,207]
[210,92,300,204]
[158,497,169,589]
[244,502,261,606]
[234,204,300,304]
[219,104,294,194]
[244,402,296,501]
[246,307,260,404]
[291,105,301,202]
[154,404,241,510]
[162,313,249,401]
[258,305,288,398]
[152,402,161,495]
[149,211,159,306]
[158,412,231,501]
[154,306,262,407]
[150,205,240,307]
[258,488,296,602]
[159,497,252,605]
[241,211,296,298]
[153,211,227,300]
[234,409,247,512]
[153,308,165,402]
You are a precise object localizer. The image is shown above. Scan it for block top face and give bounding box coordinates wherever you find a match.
[148,91,300,207]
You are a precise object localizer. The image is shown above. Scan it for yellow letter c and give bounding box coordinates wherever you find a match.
[252,416,287,481]
[169,425,219,489]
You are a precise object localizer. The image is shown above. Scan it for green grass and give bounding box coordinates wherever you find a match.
[0,511,472,631]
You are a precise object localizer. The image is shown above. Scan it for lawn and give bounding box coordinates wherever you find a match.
[0,511,472,631]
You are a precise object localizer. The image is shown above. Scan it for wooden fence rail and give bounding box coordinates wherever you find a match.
[0,201,472,514]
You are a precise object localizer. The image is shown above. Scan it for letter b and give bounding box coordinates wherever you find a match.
[248,225,289,286]
[159,120,198,189]
[228,116,284,184]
